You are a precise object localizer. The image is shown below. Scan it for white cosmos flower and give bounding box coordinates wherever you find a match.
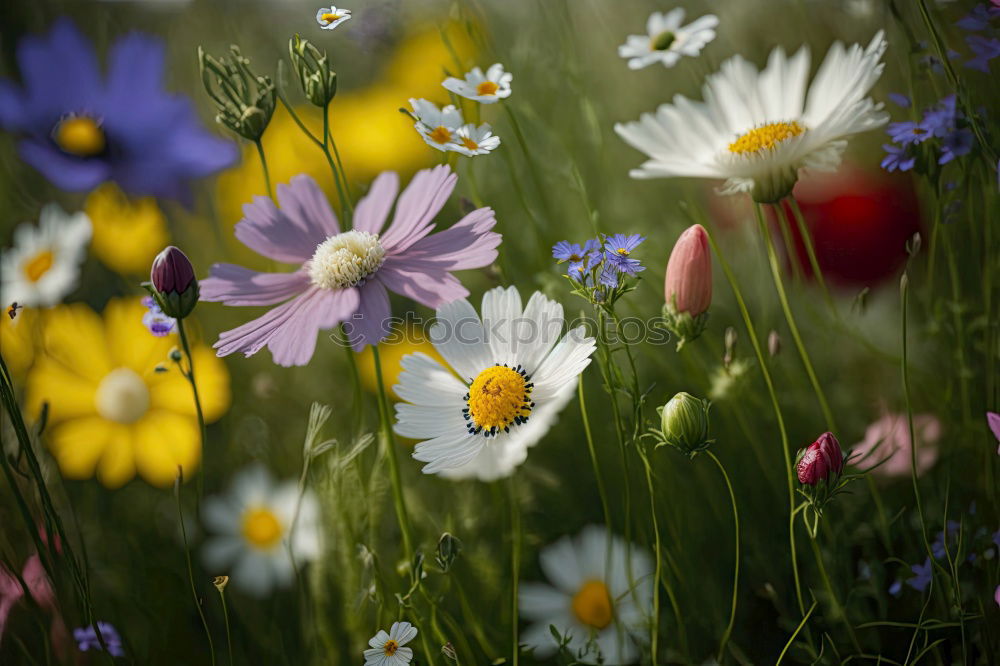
[316,6,351,30]
[618,8,719,70]
[442,63,513,104]
[520,526,653,665]
[363,621,418,666]
[0,203,91,308]
[201,463,322,598]
[449,123,501,157]
[409,98,465,152]
[615,31,889,203]
[394,287,596,481]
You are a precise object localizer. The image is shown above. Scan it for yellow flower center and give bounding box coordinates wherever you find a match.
[308,230,385,290]
[321,12,341,21]
[652,31,677,51]
[615,248,630,256]
[241,507,284,549]
[728,121,805,155]
[383,640,399,656]
[572,580,614,630]
[95,368,150,424]
[464,365,533,436]
[476,81,499,96]
[23,250,54,282]
[461,136,480,151]
[54,115,106,157]
[429,126,453,144]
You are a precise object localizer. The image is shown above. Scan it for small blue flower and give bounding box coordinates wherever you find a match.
[965,35,1000,73]
[888,579,903,597]
[992,529,999,549]
[956,4,1000,32]
[939,128,975,164]
[887,120,932,145]
[922,96,960,138]
[598,261,621,288]
[554,239,602,281]
[906,557,933,592]
[603,233,646,276]
[74,621,125,657]
[888,93,912,108]
[881,144,915,172]
[141,296,176,337]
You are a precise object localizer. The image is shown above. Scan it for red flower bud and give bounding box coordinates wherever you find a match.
[151,246,195,294]
[664,224,712,316]
[796,432,844,485]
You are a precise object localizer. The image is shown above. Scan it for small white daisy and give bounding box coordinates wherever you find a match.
[394,287,596,481]
[316,6,351,30]
[0,203,91,308]
[201,463,322,598]
[441,63,513,104]
[409,98,465,152]
[615,31,889,203]
[618,8,719,70]
[449,123,501,157]
[520,526,654,665]
[363,621,418,666]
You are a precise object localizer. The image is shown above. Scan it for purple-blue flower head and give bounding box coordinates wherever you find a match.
[553,239,602,280]
[74,621,125,657]
[923,95,960,138]
[603,233,646,276]
[0,19,237,201]
[141,296,176,337]
[887,121,932,146]
[888,93,911,108]
[939,128,974,164]
[906,557,932,592]
[881,144,915,172]
[956,4,1000,32]
[965,35,1000,73]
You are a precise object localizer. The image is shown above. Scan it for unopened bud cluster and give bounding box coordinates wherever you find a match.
[289,35,338,107]
[199,46,276,141]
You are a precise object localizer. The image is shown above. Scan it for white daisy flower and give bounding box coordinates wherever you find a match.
[201,463,322,598]
[618,8,719,70]
[316,6,351,30]
[0,203,91,308]
[520,526,653,665]
[449,123,501,157]
[363,621,418,666]
[441,63,513,104]
[394,287,596,481]
[409,98,465,152]
[615,31,889,203]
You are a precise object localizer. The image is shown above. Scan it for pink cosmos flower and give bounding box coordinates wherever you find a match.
[202,166,501,366]
[1,554,69,657]
[987,411,1000,455]
[853,411,942,478]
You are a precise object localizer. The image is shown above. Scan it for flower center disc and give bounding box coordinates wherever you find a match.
[23,250,54,282]
[242,507,284,549]
[652,30,677,51]
[728,121,805,154]
[572,580,614,630]
[383,640,399,656]
[308,230,385,290]
[476,81,499,96]
[321,12,340,21]
[429,126,453,144]
[461,136,479,151]
[463,365,533,436]
[95,368,150,424]
[54,115,106,157]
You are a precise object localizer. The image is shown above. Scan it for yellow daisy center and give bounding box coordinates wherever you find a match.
[476,81,499,96]
[429,126,453,144]
[615,248,630,256]
[383,640,399,656]
[728,121,805,155]
[463,365,533,436]
[23,250,54,282]
[54,115,106,157]
[572,580,614,630]
[241,507,284,549]
[321,12,341,21]
[308,230,385,290]
[652,31,677,51]
[461,136,480,151]
[95,368,150,424]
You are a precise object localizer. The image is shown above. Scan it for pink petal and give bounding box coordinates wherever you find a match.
[377,258,469,309]
[200,264,311,306]
[988,411,1000,452]
[21,555,55,610]
[235,175,334,263]
[345,280,392,351]
[401,206,501,270]
[379,165,457,254]
[353,171,399,235]
[276,174,340,238]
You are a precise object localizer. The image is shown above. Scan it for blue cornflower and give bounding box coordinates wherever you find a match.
[553,239,602,280]
[881,144,915,172]
[923,95,960,138]
[603,233,646,276]
[939,128,975,164]
[888,92,911,108]
[956,4,1000,32]
[965,35,1000,73]
[887,120,932,145]
[906,557,933,592]
[0,19,237,200]
[74,621,125,657]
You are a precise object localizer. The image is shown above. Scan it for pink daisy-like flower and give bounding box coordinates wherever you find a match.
[201,166,501,366]
[852,411,942,479]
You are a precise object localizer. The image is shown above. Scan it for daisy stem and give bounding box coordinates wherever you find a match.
[706,450,740,665]
[507,476,521,666]
[174,473,217,666]
[753,203,837,434]
[252,138,273,200]
[216,586,235,666]
[578,375,613,539]
[371,346,416,564]
[784,198,835,314]
[637,449,663,666]
[176,318,208,497]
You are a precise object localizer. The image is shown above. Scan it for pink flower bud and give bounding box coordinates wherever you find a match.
[151,246,195,295]
[664,224,712,316]
[796,432,844,485]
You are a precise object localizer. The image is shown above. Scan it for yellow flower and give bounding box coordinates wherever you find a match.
[26,298,230,488]
[356,324,446,401]
[85,183,170,275]
[1,307,40,380]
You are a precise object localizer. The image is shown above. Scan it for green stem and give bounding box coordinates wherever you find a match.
[217,586,235,666]
[176,318,208,499]
[253,138,273,200]
[706,451,740,664]
[776,601,818,665]
[808,536,861,653]
[322,103,353,225]
[578,375,613,532]
[175,476,216,666]
[508,476,521,666]
[785,198,835,313]
[639,451,663,666]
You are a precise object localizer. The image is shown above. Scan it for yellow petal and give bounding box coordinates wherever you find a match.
[37,303,112,382]
[102,297,173,374]
[148,344,231,423]
[86,183,170,275]
[1,308,40,381]
[96,423,136,488]
[133,410,200,487]
[26,359,98,424]
[48,416,113,481]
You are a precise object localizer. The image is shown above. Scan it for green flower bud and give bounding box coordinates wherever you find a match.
[656,392,712,456]
[199,45,276,141]
[288,35,338,107]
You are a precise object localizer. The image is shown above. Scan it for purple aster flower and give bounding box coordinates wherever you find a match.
[603,233,646,276]
[888,93,911,108]
[881,144,915,172]
[201,165,501,365]
[965,35,1000,73]
[0,19,236,200]
[906,557,932,592]
[553,238,601,279]
[939,127,975,164]
[598,261,621,288]
[923,95,960,138]
[141,296,176,337]
[956,4,1000,31]
[74,621,125,657]
[887,120,932,146]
